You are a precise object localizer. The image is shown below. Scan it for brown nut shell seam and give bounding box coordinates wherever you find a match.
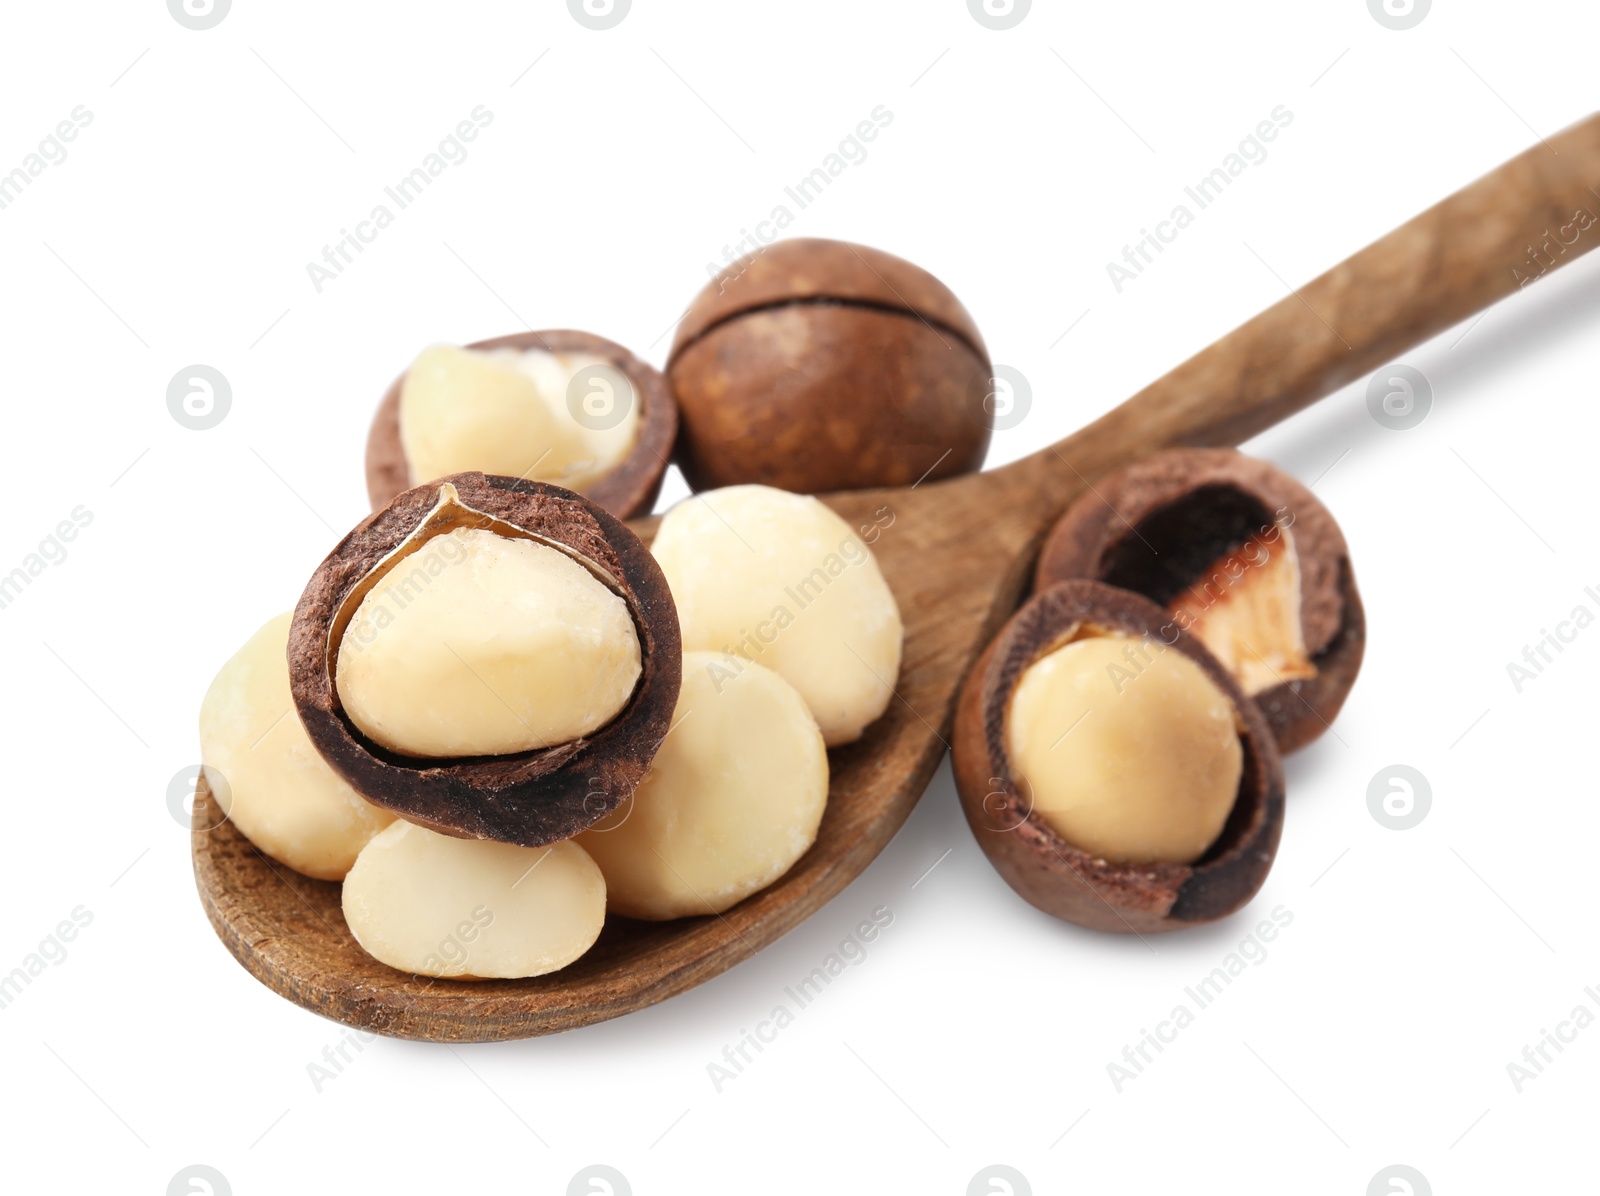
[365,329,678,520]
[666,238,993,494]
[289,472,682,847]
[672,237,989,354]
[952,580,1285,934]
[1034,447,1365,753]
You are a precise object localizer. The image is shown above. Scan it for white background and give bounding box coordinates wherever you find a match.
[1,1,1595,1192]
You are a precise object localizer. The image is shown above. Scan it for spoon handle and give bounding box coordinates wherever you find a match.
[1015,112,1600,508]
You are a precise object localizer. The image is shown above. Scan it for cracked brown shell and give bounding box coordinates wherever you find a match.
[1034,448,1364,753]
[288,472,682,847]
[952,580,1285,934]
[365,329,677,520]
[666,238,993,494]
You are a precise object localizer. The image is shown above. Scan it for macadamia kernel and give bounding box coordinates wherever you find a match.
[650,486,902,746]
[1006,632,1242,865]
[399,344,640,491]
[199,613,393,880]
[1171,528,1316,697]
[342,823,605,979]
[336,527,641,758]
[579,652,828,919]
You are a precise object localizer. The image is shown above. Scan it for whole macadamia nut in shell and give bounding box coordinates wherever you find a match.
[667,238,993,494]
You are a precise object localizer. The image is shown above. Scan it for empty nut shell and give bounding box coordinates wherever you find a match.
[288,472,681,847]
[365,329,677,520]
[1034,448,1364,753]
[667,238,993,494]
[951,580,1285,934]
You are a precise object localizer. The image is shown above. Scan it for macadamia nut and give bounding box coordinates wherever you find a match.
[579,651,828,919]
[1170,529,1316,697]
[399,344,639,491]
[336,527,642,758]
[199,613,394,880]
[650,486,902,746]
[1006,632,1242,865]
[342,822,605,978]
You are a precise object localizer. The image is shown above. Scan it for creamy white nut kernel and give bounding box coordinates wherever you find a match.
[1170,528,1317,696]
[342,823,605,979]
[1006,632,1242,865]
[399,344,639,491]
[336,527,641,758]
[650,485,902,746]
[199,613,393,880]
[579,651,828,919]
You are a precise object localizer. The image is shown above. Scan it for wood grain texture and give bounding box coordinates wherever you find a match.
[193,116,1600,1041]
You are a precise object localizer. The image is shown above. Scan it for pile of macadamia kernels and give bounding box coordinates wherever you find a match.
[199,235,1365,982]
[201,476,902,979]
[201,237,982,980]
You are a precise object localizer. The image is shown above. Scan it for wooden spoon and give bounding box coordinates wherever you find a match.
[193,116,1600,1042]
